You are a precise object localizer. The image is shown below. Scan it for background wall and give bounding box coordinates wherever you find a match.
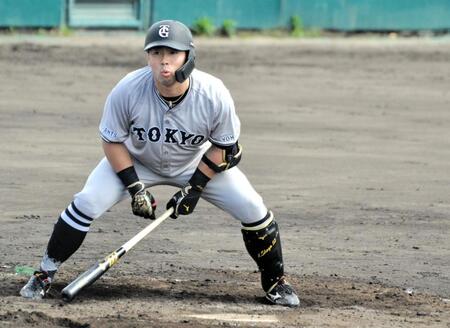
[282,0,450,31]
[0,0,64,27]
[152,0,450,31]
[1,0,450,31]
[151,0,283,29]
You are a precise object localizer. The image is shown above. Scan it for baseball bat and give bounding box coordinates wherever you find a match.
[61,207,174,302]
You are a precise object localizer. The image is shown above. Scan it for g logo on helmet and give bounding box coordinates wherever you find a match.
[158,25,170,38]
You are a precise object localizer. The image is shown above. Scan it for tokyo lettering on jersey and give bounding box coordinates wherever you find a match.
[99,67,240,177]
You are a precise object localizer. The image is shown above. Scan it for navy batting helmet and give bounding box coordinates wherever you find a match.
[144,20,195,83]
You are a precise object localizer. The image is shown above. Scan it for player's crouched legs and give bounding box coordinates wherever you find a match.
[241,211,300,307]
[21,158,126,299]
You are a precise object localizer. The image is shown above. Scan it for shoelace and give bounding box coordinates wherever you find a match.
[275,282,293,295]
[34,272,50,289]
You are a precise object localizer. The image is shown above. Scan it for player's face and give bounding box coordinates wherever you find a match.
[147,47,187,87]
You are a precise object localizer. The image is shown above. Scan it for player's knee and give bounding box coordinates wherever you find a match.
[73,192,110,219]
[236,193,266,221]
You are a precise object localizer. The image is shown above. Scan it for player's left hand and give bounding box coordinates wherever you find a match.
[166,184,202,219]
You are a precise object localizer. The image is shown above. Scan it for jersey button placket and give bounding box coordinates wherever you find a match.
[162,151,170,171]
[162,114,170,173]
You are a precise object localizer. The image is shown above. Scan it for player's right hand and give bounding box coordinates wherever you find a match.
[128,181,157,219]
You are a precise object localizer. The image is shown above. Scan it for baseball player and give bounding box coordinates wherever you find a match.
[20,20,299,307]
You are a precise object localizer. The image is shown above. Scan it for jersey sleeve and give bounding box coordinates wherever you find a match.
[99,83,130,143]
[209,86,241,146]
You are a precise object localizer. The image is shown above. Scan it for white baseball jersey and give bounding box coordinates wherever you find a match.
[99,67,240,177]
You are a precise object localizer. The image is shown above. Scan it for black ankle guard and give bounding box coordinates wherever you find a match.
[241,212,284,292]
[47,218,87,263]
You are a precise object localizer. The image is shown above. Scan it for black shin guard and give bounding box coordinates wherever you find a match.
[241,212,284,292]
[46,218,87,263]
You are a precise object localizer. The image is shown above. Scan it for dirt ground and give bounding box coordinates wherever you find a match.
[0,33,449,327]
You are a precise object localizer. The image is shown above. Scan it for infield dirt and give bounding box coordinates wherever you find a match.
[0,34,449,327]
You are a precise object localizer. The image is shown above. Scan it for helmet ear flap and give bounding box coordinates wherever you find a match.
[175,50,195,83]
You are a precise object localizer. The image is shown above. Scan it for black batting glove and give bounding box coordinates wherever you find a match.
[166,184,201,219]
[166,168,210,219]
[128,181,157,220]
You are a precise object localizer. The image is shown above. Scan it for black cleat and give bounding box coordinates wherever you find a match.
[266,279,300,307]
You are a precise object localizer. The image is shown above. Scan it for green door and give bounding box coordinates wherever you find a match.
[68,0,142,28]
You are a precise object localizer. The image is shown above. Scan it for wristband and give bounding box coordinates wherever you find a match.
[188,168,210,191]
[117,166,139,188]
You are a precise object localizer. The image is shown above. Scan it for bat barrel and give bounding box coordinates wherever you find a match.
[61,263,107,302]
[60,208,174,302]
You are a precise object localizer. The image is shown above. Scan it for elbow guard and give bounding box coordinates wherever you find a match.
[202,141,242,173]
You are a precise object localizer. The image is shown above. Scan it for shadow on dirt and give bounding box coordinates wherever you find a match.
[61,281,263,306]
[4,269,445,314]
